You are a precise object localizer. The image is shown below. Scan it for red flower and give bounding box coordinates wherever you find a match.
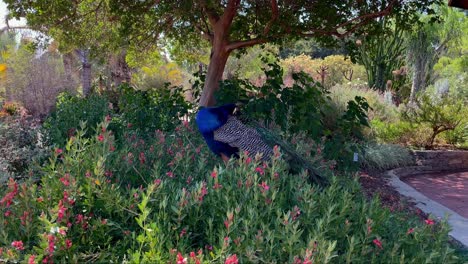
[258,181,270,192]
[97,134,104,142]
[11,240,24,250]
[211,170,218,178]
[28,255,36,264]
[47,235,56,254]
[255,167,265,175]
[373,238,383,249]
[407,228,415,234]
[213,182,223,190]
[55,148,63,155]
[166,171,174,178]
[176,252,187,264]
[425,219,435,226]
[225,254,239,264]
[65,239,72,249]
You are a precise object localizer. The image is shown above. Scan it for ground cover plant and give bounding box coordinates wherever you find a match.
[0,108,463,263]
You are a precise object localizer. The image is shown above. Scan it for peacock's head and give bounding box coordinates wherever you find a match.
[195,104,237,133]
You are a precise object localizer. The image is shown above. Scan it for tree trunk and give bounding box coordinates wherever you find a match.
[76,49,92,96]
[409,56,426,103]
[199,28,231,107]
[62,52,77,92]
[110,50,131,88]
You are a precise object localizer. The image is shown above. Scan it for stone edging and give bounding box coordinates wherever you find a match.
[386,168,468,247]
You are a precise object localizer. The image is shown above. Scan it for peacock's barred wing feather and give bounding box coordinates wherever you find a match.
[213,116,273,161]
[195,104,327,186]
[252,122,327,186]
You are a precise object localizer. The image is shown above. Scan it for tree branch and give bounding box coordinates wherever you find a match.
[263,0,279,35]
[199,0,220,26]
[220,0,241,30]
[226,37,267,51]
[300,0,398,38]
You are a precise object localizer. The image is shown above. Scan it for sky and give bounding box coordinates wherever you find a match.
[0,0,26,28]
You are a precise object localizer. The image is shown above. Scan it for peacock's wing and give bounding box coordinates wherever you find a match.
[213,116,273,161]
[253,122,328,186]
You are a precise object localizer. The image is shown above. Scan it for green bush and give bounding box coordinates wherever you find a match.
[117,84,190,135]
[215,61,370,171]
[0,118,462,263]
[43,92,111,146]
[0,115,49,181]
[359,143,414,171]
[403,88,467,148]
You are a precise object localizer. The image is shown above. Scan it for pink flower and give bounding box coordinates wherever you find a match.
[255,167,264,175]
[139,152,146,164]
[65,239,72,249]
[258,181,270,192]
[211,170,218,178]
[225,254,239,264]
[59,176,70,186]
[105,115,112,122]
[4,210,11,217]
[373,238,383,249]
[55,148,63,155]
[47,235,55,254]
[407,228,415,234]
[166,171,174,178]
[213,182,223,190]
[97,134,104,142]
[57,200,66,222]
[425,218,435,226]
[11,240,24,250]
[28,255,36,264]
[176,252,187,264]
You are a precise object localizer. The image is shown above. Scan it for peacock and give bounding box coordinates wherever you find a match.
[195,103,327,186]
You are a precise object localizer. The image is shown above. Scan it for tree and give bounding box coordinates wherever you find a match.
[4,0,131,96]
[407,6,466,102]
[354,17,406,92]
[7,0,442,106]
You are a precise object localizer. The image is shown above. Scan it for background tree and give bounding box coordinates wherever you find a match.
[406,6,465,103]
[7,0,442,106]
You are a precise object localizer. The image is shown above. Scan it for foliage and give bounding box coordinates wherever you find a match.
[329,82,399,124]
[4,44,76,117]
[0,117,462,263]
[214,61,370,171]
[406,5,466,102]
[359,143,414,171]
[6,0,441,106]
[224,45,279,84]
[403,87,467,149]
[132,62,187,91]
[0,115,49,181]
[281,55,367,88]
[116,84,191,135]
[354,17,406,92]
[43,93,111,146]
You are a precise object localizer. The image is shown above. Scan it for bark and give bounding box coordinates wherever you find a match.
[409,57,426,103]
[62,52,77,92]
[110,50,131,88]
[76,49,92,96]
[199,47,230,106]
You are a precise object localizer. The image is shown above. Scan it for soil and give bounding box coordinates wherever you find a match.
[358,170,428,219]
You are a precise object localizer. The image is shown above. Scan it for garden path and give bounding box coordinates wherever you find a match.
[388,170,468,247]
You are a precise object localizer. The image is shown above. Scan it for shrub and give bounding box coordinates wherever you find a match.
[0,115,49,181]
[0,118,462,263]
[117,84,191,135]
[403,88,467,148]
[359,143,414,171]
[43,92,111,146]
[215,61,370,171]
